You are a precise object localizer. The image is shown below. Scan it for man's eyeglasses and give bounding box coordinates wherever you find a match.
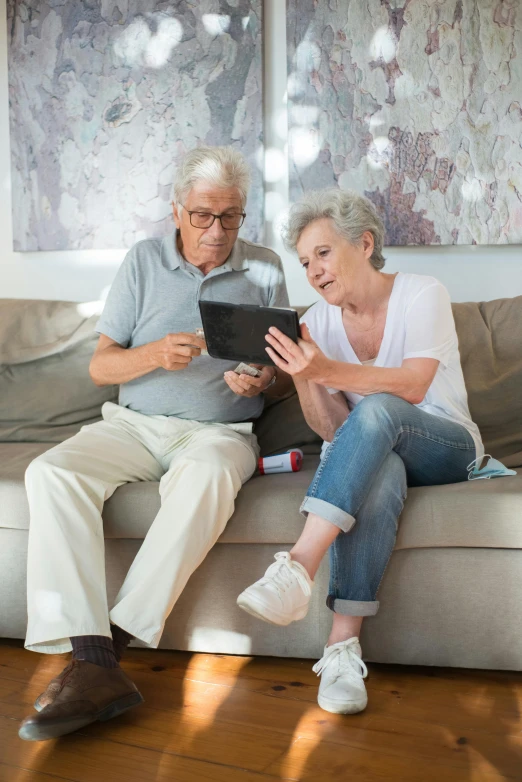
[183,208,246,230]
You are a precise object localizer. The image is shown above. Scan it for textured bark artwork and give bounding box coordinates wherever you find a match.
[7,1,263,251]
[287,0,522,245]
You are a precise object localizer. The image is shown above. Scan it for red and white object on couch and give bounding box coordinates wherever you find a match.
[258,449,303,475]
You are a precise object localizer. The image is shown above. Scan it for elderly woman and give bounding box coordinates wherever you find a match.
[237,189,483,715]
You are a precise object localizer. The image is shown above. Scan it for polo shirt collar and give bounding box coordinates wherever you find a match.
[226,240,250,271]
[161,231,249,272]
[161,232,182,270]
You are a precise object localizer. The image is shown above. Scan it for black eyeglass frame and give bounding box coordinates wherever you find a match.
[182,207,246,230]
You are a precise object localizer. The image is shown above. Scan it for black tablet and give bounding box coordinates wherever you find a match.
[199,300,300,366]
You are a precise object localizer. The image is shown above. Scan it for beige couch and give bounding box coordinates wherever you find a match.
[1,297,521,670]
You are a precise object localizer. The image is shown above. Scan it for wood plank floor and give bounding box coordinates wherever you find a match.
[0,639,521,782]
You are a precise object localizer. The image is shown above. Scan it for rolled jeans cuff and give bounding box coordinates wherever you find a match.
[326,596,380,617]
[300,496,355,533]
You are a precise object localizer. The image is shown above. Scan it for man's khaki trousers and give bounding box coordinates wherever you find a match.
[24,402,258,654]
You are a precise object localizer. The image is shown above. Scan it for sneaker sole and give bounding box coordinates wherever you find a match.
[317,694,367,715]
[19,691,144,741]
[236,593,309,626]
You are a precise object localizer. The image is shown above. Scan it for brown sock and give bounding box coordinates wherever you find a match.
[111,624,134,662]
[70,635,119,668]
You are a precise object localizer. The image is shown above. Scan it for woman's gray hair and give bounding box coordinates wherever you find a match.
[284,189,386,270]
[172,146,251,207]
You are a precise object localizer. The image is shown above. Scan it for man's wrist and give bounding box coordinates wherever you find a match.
[143,342,160,372]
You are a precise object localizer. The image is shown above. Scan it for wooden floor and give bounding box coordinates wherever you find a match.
[0,640,521,782]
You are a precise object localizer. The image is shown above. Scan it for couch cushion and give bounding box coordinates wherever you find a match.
[0,298,102,366]
[0,442,316,541]
[100,461,318,542]
[2,444,521,552]
[0,444,55,530]
[452,297,522,467]
[255,392,322,456]
[395,474,522,550]
[0,336,118,443]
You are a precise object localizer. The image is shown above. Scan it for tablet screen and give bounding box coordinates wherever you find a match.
[199,300,300,366]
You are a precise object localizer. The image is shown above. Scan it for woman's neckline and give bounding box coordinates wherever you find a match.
[336,272,403,366]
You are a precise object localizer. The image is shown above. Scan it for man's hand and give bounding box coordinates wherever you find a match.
[264,323,331,381]
[224,364,275,398]
[149,333,207,372]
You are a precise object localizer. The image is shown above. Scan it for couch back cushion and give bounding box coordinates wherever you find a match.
[0,299,118,443]
[0,335,118,442]
[0,299,102,365]
[452,297,522,467]
[254,393,322,457]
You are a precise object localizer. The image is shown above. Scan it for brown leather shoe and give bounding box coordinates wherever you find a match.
[34,661,74,712]
[19,660,143,741]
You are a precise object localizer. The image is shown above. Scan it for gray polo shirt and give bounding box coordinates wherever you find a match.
[96,232,290,422]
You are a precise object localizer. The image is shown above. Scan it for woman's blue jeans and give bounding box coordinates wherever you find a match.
[300,393,476,616]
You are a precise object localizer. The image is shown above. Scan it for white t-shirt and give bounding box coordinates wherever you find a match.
[301,272,483,459]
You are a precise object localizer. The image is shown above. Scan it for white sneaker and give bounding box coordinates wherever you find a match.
[313,637,368,714]
[236,551,313,626]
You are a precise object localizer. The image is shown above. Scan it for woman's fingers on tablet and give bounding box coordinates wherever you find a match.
[265,333,293,362]
[267,327,299,356]
[265,346,287,370]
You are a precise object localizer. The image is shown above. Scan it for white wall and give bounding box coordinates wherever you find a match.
[1,0,521,304]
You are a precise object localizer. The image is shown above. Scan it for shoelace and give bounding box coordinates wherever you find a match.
[261,552,312,597]
[312,638,368,681]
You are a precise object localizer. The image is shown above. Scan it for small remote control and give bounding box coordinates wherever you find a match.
[234,362,262,377]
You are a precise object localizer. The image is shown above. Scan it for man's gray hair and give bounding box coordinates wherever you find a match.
[284,189,386,270]
[172,146,251,207]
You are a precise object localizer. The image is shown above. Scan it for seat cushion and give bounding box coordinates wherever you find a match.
[0,444,55,530]
[395,473,522,550]
[2,444,521,552]
[0,442,315,541]
[101,462,319,542]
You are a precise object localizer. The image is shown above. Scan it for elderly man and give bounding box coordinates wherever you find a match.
[19,146,289,741]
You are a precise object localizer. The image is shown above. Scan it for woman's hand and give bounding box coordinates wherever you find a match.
[224,365,275,398]
[265,323,331,381]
